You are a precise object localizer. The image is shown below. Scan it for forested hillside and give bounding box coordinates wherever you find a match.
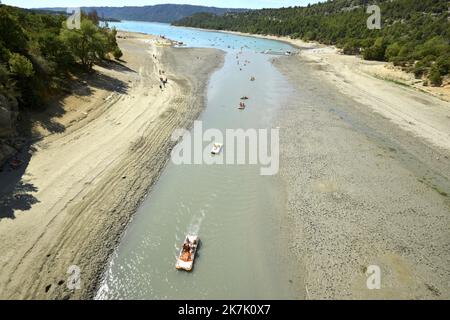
[40,4,249,24]
[174,0,450,86]
[0,5,122,164]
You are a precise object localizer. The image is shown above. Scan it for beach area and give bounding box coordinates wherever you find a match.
[0,31,224,299]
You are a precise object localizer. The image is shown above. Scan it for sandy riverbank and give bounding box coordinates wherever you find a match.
[289,44,450,151]
[273,45,450,299]
[0,31,224,299]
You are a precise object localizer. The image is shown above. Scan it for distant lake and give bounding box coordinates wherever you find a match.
[108,20,293,53]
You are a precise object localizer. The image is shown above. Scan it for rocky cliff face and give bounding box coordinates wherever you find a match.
[0,93,19,167]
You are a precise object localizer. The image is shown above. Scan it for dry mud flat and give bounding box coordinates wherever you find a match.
[0,32,224,299]
[274,54,450,299]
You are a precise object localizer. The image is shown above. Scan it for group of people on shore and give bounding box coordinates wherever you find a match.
[152,54,168,91]
[159,76,168,90]
[158,70,168,90]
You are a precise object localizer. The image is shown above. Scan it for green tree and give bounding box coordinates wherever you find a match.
[417,36,449,58]
[8,53,34,78]
[363,38,387,61]
[60,19,122,69]
[37,31,75,72]
[385,43,401,62]
[60,19,104,70]
[87,10,100,26]
[435,55,450,75]
[0,64,18,100]
[0,4,122,112]
[0,7,28,54]
[113,47,123,60]
[429,66,443,86]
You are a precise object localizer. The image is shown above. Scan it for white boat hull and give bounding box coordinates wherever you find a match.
[176,235,199,272]
[211,143,223,155]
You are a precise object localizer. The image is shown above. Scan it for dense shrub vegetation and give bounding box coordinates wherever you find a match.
[0,5,122,110]
[174,0,450,86]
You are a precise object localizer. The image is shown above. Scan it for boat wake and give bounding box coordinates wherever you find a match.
[187,209,206,236]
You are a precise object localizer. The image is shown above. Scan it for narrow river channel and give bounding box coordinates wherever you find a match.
[96,21,302,299]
